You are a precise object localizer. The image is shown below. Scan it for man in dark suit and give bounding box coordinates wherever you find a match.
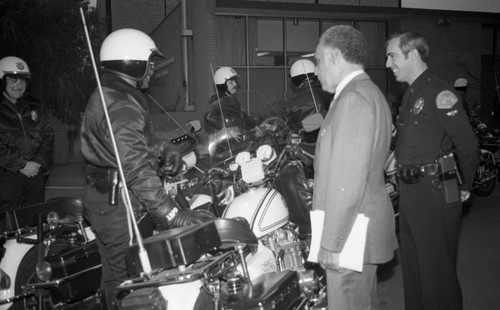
[313,25,398,309]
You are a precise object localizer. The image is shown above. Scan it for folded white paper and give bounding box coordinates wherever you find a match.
[306,210,325,263]
[307,210,369,272]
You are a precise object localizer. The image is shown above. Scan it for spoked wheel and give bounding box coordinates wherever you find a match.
[14,246,52,310]
[473,178,497,197]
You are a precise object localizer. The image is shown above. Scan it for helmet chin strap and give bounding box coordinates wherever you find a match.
[2,91,18,104]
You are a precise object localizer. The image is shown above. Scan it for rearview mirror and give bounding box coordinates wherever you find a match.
[302,113,324,132]
[187,120,202,133]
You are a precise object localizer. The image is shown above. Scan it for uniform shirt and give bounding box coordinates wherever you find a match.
[395,70,479,189]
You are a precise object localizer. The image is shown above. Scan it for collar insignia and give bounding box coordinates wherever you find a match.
[412,98,424,115]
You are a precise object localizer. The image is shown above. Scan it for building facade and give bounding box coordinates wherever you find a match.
[105,0,500,136]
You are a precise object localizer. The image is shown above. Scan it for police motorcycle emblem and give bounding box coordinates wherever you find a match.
[412,98,424,115]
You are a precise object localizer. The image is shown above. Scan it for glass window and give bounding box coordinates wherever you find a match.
[216,16,247,66]
[248,17,284,66]
[286,18,320,65]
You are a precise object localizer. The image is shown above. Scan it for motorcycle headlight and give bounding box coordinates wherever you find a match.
[36,262,52,282]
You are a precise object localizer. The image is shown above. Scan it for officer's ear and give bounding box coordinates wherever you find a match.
[408,48,420,62]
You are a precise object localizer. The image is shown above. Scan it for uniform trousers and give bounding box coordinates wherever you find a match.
[399,176,463,310]
[326,264,378,310]
[84,187,153,309]
[0,172,45,231]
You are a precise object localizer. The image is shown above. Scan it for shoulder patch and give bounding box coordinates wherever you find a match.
[436,90,457,109]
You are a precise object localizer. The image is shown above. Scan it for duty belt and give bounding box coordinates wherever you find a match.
[86,165,120,205]
[397,163,439,184]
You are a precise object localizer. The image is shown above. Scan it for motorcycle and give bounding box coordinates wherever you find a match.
[0,197,100,310]
[470,115,499,197]
[202,116,326,302]
[114,116,328,309]
[117,218,311,310]
[0,119,205,310]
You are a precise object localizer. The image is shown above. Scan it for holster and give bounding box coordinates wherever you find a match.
[86,165,120,205]
[436,153,461,204]
[397,162,439,184]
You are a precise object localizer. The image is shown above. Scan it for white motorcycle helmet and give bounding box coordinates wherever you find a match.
[0,56,31,80]
[453,78,468,89]
[100,28,164,81]
[214,66,239,86]
[290,58,316,87]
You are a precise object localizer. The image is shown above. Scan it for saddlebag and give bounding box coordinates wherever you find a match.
[26,240,102,304]
[125,220,221,275]
[224,270,302,310]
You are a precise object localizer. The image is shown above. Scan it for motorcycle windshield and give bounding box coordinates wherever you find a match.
[207,127,260,167]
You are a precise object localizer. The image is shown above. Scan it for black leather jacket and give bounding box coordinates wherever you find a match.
[0,93,54,174]
[204,92,257,134]
[285,84,331,144]
[80,73,177,227]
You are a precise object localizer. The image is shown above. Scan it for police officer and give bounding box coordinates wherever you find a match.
[386,32,479,310]
[285,58,331,147]
[80,29,213,308]
[0,56,54,229]
[204,66,258,139]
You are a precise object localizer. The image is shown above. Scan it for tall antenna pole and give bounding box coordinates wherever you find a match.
[302,61,319,113]
[79,7,151,274]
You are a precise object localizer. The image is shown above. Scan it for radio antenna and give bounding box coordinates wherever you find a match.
[79,7,151,274]
[302,61,319,113]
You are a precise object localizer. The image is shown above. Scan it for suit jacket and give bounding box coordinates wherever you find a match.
[313,72,397,264]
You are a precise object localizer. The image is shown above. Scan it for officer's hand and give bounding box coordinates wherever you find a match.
[170,209,215,228]
[460,190,471,202]
[226,127,243,141]
[20,161,41,178]
[159,151,182,177]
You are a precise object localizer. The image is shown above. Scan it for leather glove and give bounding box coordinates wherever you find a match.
[169,209,215,228]
[159,150,182,177]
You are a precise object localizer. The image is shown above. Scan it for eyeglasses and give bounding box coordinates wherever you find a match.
[6,76,27,86]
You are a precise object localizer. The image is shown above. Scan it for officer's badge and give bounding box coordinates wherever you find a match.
[436,90,457,109]
[31,110,38,121]
[412,98,424,115]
